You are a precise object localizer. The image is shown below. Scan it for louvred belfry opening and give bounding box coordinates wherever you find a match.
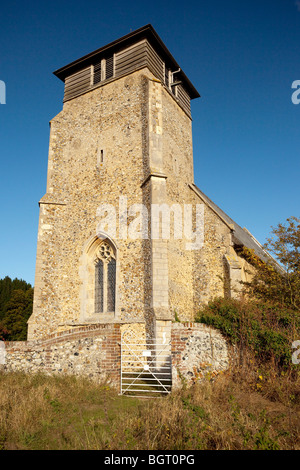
[93,62,101,84]
[105,55,114,79]
[54,24,200,118]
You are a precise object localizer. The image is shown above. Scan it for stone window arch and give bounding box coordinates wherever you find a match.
[79,235,119,323]
[94,241,116,314]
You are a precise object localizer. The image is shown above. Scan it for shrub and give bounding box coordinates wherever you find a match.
[195,297,299,369]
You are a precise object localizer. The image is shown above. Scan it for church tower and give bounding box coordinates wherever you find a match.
[28,25,202,340]
[29,25,254,342]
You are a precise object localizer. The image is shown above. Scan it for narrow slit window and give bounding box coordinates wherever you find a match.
[94,62,102,85]
[164,66,170,87]
[105,55,114,79]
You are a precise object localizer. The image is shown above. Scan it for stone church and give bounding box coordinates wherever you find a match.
[27,24,269,343]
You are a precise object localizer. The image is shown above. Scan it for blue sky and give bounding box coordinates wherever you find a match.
[0,0,299,285]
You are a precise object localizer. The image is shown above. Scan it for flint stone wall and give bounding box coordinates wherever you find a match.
[171,322,230,388]
[1,323,230,389]
[2,324,122,385]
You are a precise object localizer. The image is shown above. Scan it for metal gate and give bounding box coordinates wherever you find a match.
[120,329,172,397]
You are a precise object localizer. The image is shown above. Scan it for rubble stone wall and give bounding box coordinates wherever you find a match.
[2,322,230,390]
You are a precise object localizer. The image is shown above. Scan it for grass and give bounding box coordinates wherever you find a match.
[0,361,299,450]
[121,371,172,397]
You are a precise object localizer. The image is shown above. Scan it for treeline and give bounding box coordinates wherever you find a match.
[0,276,33,341]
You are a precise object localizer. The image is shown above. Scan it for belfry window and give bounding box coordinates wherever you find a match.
[105,55,114,79]
[93,56,114,85]
[94,241,116,314]
[93,62,102,84]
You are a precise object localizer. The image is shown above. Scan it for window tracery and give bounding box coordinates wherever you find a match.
[94,241,116,314]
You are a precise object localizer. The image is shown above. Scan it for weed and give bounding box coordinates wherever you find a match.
[0,370,298,450]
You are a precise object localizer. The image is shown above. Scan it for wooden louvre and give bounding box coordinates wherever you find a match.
[56,25,199,118]
[63,67,92,102]
[177,84,191,116]
[93,62,101,85]
[115,40,148,76]
[105,55,114,79]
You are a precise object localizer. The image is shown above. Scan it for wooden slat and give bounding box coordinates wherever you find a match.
[146,42,164,69]
[177,92,190,108]
[115,41,148,79]
[116,43,147,63]
[64,87,90,101]
[64,83,91,100]
[65,69,91,85]
[146,49,163,73]
[64,79,91,96]
[116,58,148,77]
[176,84,191,117]
[146,53,164,82]
[65,74,91,90]
[106,56,114,79]
[64,90,85,101]
[177,97,190,112]
[145,42,164,82]
[178,85,190,106]
[62,37,192,113]
[64,65,91,101]
[64,83,91,99]
[116,47,147,68]
[65,73,90,86]
[164,67,169,87]
[115,39,147,58]
[116,54,147,75]
[64,76,90,91]
[64,89,89,101]
[93,62,101,84]
[116,48,147,70]
[146,48,163,74]
[65,67,91,85]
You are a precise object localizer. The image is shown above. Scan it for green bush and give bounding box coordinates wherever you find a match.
[195,298,299,368]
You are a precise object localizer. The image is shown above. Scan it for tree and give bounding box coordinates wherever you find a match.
[196,218,300,370]
[0,276,32,320]
[2,288,33,340]
[0,276,33,340]
[0,324,10,341]
[242,217,300,313]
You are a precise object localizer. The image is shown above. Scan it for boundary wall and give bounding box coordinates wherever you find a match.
[1,323,230,388]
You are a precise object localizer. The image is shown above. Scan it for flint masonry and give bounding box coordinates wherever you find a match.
[27,24,268,344]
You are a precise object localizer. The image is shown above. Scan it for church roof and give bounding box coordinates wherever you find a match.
[189,183,284,270]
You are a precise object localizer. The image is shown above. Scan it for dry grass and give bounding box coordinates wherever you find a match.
[0,361,299,450]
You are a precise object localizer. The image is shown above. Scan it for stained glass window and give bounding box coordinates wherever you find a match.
[94,242,116,315]
[95,260,103,313]
[107,258,116,312]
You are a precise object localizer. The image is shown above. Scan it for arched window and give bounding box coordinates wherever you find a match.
[94,241,116,314]
[79,235,118,323]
